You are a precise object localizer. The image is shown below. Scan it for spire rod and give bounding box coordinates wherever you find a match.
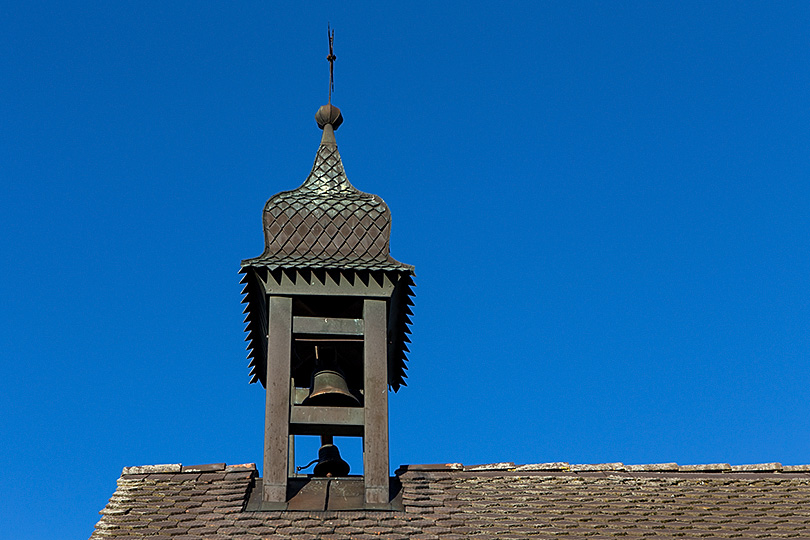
[327,24,336,104]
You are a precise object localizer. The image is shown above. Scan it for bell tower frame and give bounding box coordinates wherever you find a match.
[239,105,415,510]
[260,274,403,506]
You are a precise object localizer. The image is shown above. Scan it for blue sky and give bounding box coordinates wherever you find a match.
[1,2,809,538]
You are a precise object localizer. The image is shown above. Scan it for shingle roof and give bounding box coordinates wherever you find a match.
[240,130,412,273]
[92,461,810,539]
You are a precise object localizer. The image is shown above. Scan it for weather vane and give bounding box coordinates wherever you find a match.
[327,24,336,104]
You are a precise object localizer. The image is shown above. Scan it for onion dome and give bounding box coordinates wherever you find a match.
[242,105,412,272]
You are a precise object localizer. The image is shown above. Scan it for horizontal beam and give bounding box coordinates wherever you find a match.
[289,423,364,437]
[292,316,364,336]
[289,404,364,437]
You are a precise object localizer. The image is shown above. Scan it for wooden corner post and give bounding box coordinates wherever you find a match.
[363,298,389,504]
[263,295,292,503]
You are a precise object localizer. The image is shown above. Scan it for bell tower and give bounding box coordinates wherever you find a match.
[239,102,415,509]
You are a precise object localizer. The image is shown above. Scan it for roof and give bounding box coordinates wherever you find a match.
[240,124,412,273]
[92,461,810,538]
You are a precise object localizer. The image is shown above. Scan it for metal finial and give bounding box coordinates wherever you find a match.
[327,24,336,104]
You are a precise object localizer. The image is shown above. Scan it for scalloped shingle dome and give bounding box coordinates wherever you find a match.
[242,121,411,272]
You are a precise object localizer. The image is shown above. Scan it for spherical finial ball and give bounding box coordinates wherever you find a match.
[315,104,343,130]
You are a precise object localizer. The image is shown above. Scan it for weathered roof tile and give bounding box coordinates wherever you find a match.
[464,462,515,471]
[122,464,182,475]
[624,462,680,472]
[731,463,782,472]
[514,462,570,472]
[182,463,227,473]
[680,463,733,472]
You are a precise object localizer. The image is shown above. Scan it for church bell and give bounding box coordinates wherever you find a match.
[303,369,361,407]
[301,346,361,407]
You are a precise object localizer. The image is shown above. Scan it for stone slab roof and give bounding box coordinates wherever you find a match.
[92,461,810,539]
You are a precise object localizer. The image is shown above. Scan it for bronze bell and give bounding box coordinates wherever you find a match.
[302,369,361,407]
[313,443,350,477]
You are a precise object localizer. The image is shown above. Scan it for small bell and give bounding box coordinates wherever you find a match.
[313,443,350,477]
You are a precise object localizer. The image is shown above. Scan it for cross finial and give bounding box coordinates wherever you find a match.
[327,24,336,104]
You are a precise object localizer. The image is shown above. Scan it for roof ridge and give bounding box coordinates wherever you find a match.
[121,462,256,475]
[397,461,809,474]
[121,461,810,477]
